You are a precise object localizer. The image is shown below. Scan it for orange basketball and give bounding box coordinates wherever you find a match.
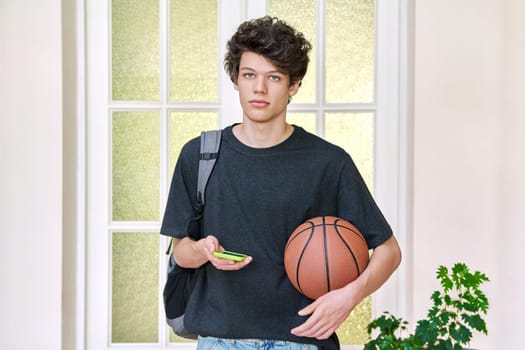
[284,216,369,299]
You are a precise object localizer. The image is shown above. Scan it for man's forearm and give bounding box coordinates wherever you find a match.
[349,235,402,301]
[171,237,209,268]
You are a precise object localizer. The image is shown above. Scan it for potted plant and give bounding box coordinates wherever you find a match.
[364,262,489,350]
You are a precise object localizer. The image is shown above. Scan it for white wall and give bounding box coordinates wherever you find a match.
[0,0,63,349]
[498,0,525,344]
[413,0,525,348]
[1,0,524,349]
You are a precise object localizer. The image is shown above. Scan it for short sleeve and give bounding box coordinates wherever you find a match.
[160,138,200,238]
[337,154,393,249]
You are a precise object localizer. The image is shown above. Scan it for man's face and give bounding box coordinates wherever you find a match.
[234,51,300,125]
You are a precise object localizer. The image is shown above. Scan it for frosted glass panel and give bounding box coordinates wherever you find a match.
[326,0,375,103]
[287,113,316,134]
[326,112,374,344]
[112,232,159,343]
[337,297,372,344]
[170,0,217,102]
[169,112,217,172]
[269,0,316,104]
[112,0,159,101]
[112,111,160,221]
[325,112,374,190]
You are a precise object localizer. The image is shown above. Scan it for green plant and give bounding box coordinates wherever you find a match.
[364,263,490,350]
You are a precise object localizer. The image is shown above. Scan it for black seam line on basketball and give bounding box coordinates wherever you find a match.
[296,221,315,295]
[323,216,331,292]
[334,220,362,276]
[286,225,315,249]
[333,220,367,244]
[286,219,321,248]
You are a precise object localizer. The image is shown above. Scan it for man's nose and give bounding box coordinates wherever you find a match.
[254,77,267,94]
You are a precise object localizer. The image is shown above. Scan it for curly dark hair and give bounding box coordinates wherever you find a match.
[224,16,312,86]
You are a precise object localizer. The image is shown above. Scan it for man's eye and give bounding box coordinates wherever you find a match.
[269,75,280,81]
[244,73,255,79]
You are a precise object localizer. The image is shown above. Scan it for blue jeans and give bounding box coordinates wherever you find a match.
[196,336,318,350]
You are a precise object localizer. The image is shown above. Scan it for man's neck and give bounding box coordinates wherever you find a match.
[232,122,294,148]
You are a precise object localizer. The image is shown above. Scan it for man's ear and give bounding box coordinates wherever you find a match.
[289,80,301,97]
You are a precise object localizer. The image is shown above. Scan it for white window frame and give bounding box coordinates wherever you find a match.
[81,1,413,349]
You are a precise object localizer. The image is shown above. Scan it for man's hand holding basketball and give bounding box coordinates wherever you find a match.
[290,284,361,340]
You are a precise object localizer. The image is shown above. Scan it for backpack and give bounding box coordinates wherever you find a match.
[163,129,222,339]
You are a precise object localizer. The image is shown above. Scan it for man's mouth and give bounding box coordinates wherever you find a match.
[249,99,269,107]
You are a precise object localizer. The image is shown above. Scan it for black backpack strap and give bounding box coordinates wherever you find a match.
[166,129,222,254]
[197,129,222,207]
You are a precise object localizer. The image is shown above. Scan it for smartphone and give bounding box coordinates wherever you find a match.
[213,250,248,262]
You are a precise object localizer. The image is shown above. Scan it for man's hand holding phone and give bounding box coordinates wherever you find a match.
[211,249,252,270]
[213,250,248,262]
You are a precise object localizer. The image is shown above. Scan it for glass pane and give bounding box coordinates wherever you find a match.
[337,297,372,344]
[169,112,217,173]
[268,0,316,104]
[325,112,374,191]
[326,0,375,103]
[287,112,316,134]
[170,0,218,102]
[112,0,159,101]
[112,111,160,221]
[326,113,374,344]
[112,232,159,343]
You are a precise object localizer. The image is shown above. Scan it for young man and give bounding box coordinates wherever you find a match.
[161,16,401,350]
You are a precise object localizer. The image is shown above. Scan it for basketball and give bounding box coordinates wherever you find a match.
[284,216,369,299]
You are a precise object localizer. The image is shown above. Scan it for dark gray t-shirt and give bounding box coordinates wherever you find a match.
[160,125,392,349]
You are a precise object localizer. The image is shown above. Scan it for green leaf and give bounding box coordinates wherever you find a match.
[475,289,490,312]
[427,305,439,319]
[474,270,490,283]
[449,323,472,344]
[435,338,453,350]
[461,313,488,334]
[431,291,443,307]
[437,266,453,291]
[439,311,452,324]
[452,263,468,287]
[415,319,439,344]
